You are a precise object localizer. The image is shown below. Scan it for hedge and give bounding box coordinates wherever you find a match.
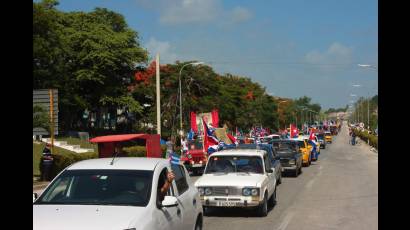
[47,144,170,180]
[353,129,378,150]
[50,151,98,179]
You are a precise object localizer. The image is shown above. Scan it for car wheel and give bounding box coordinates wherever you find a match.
[268,187,277,207]
[294,168,298,177]
[299,165,302,174]
[277,173,282,185]
[194,215,203,230]
[258,193,268,217]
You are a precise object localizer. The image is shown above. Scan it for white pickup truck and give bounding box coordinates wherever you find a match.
[194,149,277,217]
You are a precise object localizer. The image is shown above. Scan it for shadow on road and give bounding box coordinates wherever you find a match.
[204,205,276,218]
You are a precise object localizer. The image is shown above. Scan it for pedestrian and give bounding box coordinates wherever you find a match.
[351,131,356,146]
[165,137,174,159]
[40,143,54,181]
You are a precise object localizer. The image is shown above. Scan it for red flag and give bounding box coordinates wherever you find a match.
[211,109,219,128]
[203,118,218,151]
[190,112,198,133]
[290,124,299,138]
[309,131,316,140]
[227,133,236,144]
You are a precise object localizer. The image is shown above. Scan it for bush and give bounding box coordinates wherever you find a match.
[353,129,378,149]
[50,151,98,179]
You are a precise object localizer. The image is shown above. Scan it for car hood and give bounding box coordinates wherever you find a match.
[33,205,148,230]
[195,173,266,187]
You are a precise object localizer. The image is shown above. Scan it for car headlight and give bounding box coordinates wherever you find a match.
[198,187,204,196]
[289,159,295,164]
[243,188,259,196]
[243,188,251,196]
[205,187,212,195]
[251,188,259,196]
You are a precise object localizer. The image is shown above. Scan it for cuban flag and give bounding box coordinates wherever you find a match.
[290,124,298,138]
[169,153,180,165]
[203,118,219,153]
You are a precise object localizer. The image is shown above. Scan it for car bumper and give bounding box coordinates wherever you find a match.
[282,165,298,170]
[200,196,261,207]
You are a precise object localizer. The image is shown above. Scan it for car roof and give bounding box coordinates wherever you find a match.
[210,149,266,157]
[67,157,169,171]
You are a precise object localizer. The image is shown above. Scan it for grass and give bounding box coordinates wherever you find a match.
[33,137,98,176]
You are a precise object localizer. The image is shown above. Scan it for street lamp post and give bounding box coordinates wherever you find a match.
[178,61,204,137]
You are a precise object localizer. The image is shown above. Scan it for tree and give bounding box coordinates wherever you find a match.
[33,1,148,132]
[33,105,50,131]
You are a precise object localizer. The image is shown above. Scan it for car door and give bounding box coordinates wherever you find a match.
[270,147,281,180]
[264,154,275,196]
[154,167,183,230]
[171,164,196,230]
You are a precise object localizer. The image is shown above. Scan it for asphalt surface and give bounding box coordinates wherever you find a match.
[192,122,378,230]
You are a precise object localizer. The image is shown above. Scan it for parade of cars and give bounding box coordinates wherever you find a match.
[34,120,338,228]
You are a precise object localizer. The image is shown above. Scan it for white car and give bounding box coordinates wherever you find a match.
[194,149,277,217]
[33,157,203,230]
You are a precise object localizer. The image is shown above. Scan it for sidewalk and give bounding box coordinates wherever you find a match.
[345,123,378,154]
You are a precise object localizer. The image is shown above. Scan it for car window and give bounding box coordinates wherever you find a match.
[156,168,174,207]
[36,170,153,207]
[264,155,271,172]
[171,165,189,195]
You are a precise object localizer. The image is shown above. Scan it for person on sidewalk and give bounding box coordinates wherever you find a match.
[40,143,54,181]
[351,131,356,146]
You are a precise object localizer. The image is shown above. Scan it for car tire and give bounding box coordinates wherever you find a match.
[194,215,203,230]
[277,173,282,185]
[294,168,298,177]
[258,193,268,217]
[268,187,277,207]
[299,165,302,174]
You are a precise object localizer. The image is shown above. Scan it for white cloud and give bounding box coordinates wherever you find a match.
[305,42,353,64]
[229,6,252,23]
[160,0,221,25]
[144,37,178,63]
[136,0,252,26]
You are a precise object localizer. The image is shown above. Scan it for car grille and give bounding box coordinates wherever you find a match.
[280,159,289,164]
[212,187,241,196]
[193,156,203,162]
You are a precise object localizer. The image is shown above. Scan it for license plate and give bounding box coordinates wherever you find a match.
[216,201,239,207]
[192,164,203,167]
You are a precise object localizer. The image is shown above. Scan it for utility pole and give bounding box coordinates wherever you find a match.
[156,53,161,136]
[49,89,54,154]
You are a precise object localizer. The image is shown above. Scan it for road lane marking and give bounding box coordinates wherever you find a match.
[277,212,295,230]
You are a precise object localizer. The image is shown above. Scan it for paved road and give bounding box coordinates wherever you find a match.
[191,121,378,230]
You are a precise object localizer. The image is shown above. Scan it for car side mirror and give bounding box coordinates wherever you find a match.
[267,168,274,173]
[33,193,38,202]
[161,196,179,208]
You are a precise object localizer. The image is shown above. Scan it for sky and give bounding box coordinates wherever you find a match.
[53,0,378,109]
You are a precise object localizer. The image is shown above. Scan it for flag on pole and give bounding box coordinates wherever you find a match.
[203,117,219,152]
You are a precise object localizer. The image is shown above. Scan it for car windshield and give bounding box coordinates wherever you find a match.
[34,169,153,206]
[205,156,263,174]
[277,143,296,152]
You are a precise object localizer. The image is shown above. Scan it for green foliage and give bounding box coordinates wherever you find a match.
[33,104,50,131]
[353,129,378,149]
[51,151,98,178]
[33,0,148,132]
